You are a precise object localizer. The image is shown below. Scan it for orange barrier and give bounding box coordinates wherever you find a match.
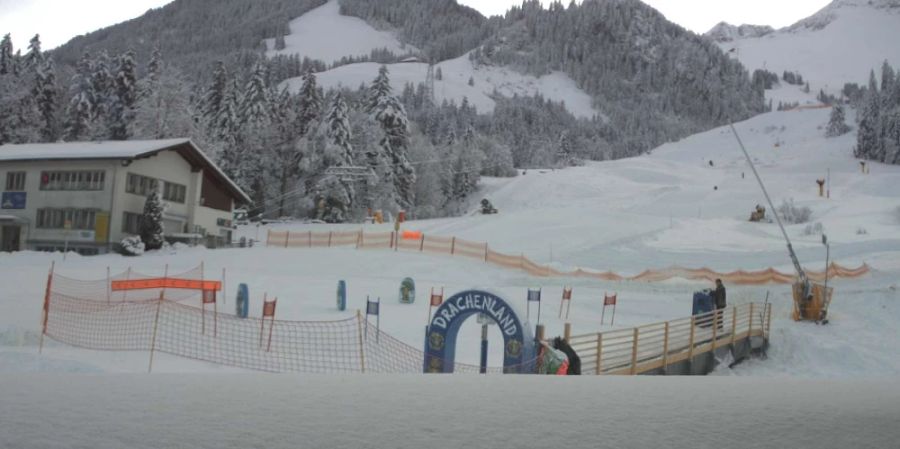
[111,278,221,292]
[266,230,870,285]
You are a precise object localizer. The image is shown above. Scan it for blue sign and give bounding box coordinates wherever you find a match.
[1,192,25,209]
[425,290,535,374]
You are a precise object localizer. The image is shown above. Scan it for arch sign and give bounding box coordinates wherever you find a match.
[425,290,534,373]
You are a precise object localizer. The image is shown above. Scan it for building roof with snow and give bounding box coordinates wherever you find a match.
[0,139,251,204]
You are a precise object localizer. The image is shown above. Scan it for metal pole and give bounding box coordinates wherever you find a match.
[480,324,488,374]
[730,124,808,288]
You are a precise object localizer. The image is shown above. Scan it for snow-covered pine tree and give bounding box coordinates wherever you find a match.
[373,94,416,211]
[23,34,42,70]
[366,65,392,113]
[0,34,13,75]
[201,61,228,125]
[556,129,573,166]
[297,69,322,136]
[238,62,273,206]
[855,90,881,160]
[89,51,115,138]
[107,50,137,140]
[826,104,851,138]
[139,188,166,251]
[64,53,96,141]
[316,93,356,222]
[33,57,59,142]
[131,54,193,139]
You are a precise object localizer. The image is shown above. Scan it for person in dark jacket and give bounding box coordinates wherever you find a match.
[713,279,727,309]
[552,337,581,375]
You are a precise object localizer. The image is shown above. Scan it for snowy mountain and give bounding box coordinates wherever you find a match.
[705,22,774,42]
[716,0,900,94]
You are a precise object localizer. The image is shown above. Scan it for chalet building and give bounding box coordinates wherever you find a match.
[0,139,251,254]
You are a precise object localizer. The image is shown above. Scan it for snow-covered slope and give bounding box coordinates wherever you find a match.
[716,0,900,94]
[263,0,416,63]
[283,54,601,119]
[274,0,600,118]
[705,22,774,42]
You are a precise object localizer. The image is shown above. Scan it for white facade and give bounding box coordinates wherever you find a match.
[0,140,250,254]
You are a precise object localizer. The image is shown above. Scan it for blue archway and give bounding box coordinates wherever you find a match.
[424,290,534,373]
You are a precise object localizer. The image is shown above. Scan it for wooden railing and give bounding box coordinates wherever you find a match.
[563,303,772,375]
[265,229,869,285]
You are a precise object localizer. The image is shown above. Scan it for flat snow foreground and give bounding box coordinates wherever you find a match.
[1,374,897,449]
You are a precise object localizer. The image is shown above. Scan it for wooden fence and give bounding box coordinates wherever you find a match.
[562,303,771,375]
[265,230,869,285]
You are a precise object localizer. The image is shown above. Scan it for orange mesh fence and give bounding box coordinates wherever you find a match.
[42,270,532,374]
[266,229,870,284]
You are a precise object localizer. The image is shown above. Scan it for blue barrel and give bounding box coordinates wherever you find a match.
[337,280,347,311]
[236,283,249,318]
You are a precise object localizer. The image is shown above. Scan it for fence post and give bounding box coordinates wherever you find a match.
[688,316,695,360]
[357,230,363,249]
[630,328,639,375]
[106,266,111,304]
[356,310,366,373]
[420,234,425,252]
[328,231,333,247]
[564,322,571,342]
[266,229,271,246]
[308,230,312,248]
[284,231,290,248]
[484,244,489,262]
[595,332,603,375]
[390,232,395,250]
[148,291,164,373]
[712,309,718,350]
[731,307,738,345]
[748,303,754,336]
[450,237,456,255]
[662,322,669,371]
[766,303,773,338]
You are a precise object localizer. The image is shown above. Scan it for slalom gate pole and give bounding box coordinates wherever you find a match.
[39,261,54,354]
[356,310,366,373]
[148,291,163,373]
[106,267,111,304]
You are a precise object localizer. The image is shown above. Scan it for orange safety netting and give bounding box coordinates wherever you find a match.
[41,267,526,374]
[267,230,870,285]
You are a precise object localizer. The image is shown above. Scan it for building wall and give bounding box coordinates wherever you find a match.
[0,149,238,254]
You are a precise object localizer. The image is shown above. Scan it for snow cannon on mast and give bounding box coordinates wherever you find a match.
[729,125,833,324]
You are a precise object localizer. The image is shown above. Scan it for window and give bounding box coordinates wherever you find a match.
[127,173,186,203]
[40,171,105,191]
[36,209,97,230]
[35,246,99,256]
[5,172,25,191]
[122,211,142,235]
[126,173,159,196]
[163,182,186,203]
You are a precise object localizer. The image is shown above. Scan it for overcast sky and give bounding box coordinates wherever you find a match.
[0,0,833,51]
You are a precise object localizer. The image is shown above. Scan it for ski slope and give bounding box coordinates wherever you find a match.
[263,0,416,63]
[715,0,900,95]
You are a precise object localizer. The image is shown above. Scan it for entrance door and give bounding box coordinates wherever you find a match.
[1,225,21,252]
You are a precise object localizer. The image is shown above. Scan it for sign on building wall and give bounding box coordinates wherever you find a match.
[94,212,109,243]
[1,192,26,209]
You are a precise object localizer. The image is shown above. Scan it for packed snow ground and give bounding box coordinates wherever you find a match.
[2,375,898,449]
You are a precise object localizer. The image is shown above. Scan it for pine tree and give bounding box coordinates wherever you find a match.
[855,91,881,160]
[64,53,95,141]
[881,60,895,94]
[373,94,415,210]
[131,60,193,139]
[316,93,356,222]
[23,34,42,70]
[366,65,392,113]
[107,50,138,140]
[826,104,851,138]
[201,61,228,125]
[34,57,59,142]
[297,69,322,136]
[140,189,165,251]
[241,62,271,125]
[90,51,114,138]
[556,130,573,166]
[0,34,13,75]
